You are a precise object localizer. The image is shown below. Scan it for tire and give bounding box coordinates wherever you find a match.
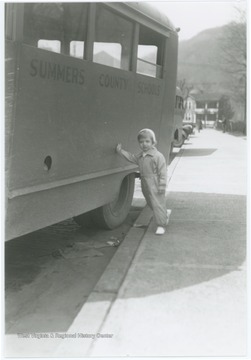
[173,137,184,148]
[181,131,187,141]
[74,173,135,229]
[173,128,184,148]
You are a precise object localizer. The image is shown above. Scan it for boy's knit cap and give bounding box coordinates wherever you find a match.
[138,128,157,144]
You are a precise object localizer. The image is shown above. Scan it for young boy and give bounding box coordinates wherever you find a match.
[116,128,171,235]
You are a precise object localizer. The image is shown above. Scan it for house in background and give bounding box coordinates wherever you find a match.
[194,93,221,127]
[184,93,221,128]
[183,95,196,124]
[93,50,120,68]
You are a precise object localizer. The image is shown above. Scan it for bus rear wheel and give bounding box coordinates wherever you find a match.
[74,173,135,229]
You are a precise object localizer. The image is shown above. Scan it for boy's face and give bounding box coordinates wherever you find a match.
[138,135,153,152]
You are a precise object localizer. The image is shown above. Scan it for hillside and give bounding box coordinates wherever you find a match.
[177,25,233,93]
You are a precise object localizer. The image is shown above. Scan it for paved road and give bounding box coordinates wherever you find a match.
[5,209,142,334]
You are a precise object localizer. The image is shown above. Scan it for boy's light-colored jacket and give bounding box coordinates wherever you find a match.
[117,146,167,192]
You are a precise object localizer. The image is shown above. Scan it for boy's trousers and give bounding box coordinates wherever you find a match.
[141,175,167,227]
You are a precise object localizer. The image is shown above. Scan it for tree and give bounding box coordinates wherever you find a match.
[218,7,246,133]
[219,8,246,80]
[177,78,194,98]
[218,95,235,132]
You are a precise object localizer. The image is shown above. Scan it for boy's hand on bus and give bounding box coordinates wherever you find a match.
[116,144,122,153]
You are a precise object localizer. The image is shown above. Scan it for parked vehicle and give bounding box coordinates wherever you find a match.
[182,124,194,139]
[171,87,185,149]
[5,3,179,240]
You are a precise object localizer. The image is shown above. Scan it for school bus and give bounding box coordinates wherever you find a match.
[5,3,179,240]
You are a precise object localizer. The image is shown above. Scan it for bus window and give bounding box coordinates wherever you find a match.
[23,3,88,58]
[93,5,133,70]
[38,39,61,53]
[137,26,164,78]
[70,41,85,59]
[137,45,158,77]
[94,42,122,67]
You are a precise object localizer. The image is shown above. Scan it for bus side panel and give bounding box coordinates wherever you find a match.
[159,33,179,159]
[132,75,164,155]
[5,171,131,240]
[6,31,178,240]
[8,45,89,192]
[85,63,136,164]
[131,34,179,161]
[8,45,136,193]
[5,41,17,193]
[6,45,138,239]
[127,35,179,161]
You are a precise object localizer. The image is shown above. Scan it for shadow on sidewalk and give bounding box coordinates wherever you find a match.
[118,191,246,300]
[228,132,246,139]
[215,128,246,139]
[177,148,217,157]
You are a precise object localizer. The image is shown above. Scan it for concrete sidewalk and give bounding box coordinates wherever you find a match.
[9,129,246,357]
[86,129,247,357]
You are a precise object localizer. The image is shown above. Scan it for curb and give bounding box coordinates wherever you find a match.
[168,147,183,185]
[55,206,153,357]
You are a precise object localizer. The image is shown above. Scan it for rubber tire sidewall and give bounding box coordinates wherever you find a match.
[95,173,135,229]
[75,173,135,229]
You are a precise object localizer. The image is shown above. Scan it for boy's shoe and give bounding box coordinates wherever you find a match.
[166,209,172,225]
[155,226,166,235]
